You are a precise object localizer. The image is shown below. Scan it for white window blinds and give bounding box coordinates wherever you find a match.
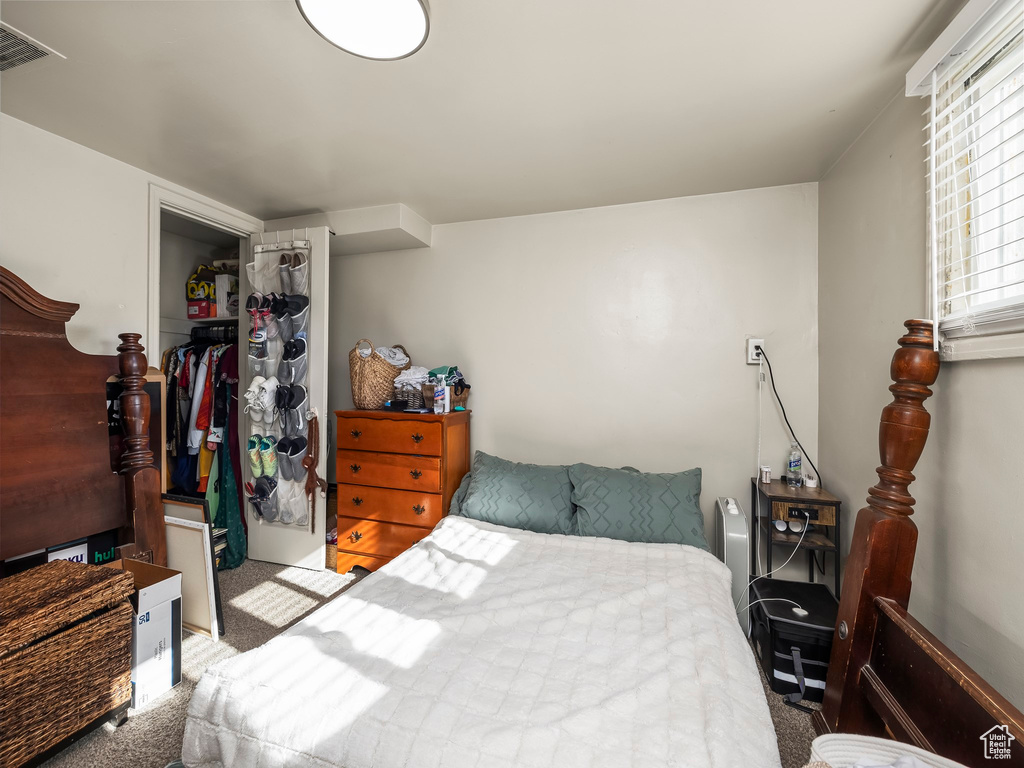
[925,0,1024,346]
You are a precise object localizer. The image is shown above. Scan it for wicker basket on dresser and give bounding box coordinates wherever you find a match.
[334,410,471,573]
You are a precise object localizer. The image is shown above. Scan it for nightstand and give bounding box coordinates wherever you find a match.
[750,477,841,598]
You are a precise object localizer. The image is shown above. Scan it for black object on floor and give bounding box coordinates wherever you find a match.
[751,579,838,706]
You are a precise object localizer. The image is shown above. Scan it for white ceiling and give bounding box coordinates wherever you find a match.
[0,0,962,224]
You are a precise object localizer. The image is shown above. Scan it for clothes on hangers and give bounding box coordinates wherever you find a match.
[162,337,246,568]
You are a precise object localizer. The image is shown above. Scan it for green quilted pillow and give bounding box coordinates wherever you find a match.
[448,471,472,517]
[457,452,574,535]
[569,463,709,550]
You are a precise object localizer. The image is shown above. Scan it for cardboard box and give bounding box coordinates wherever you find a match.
[47,539,89,564]
[88,529,119,566]
[215,272,239,318]
[111,559,183,708]
[186,299,214,319]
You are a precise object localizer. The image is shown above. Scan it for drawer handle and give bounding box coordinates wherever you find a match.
[352,497,363,506]
[349,531,362,543]
[350,463,361,474]
[410,469,422,479]
[412,433,424,443]
[350,429,362,439]
[413,504,426,515]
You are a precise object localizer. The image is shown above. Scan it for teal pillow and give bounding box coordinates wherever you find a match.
[569,463,708,550]
[448,471,472,517]
[457,452,574,535]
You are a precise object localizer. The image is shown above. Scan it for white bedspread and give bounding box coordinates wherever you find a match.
[183,517,780,768]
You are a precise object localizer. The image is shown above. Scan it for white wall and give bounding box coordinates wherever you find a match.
[1,114,151,353]
[0,114,253,356]
[329,184,820,529]
[819,95,1024,708]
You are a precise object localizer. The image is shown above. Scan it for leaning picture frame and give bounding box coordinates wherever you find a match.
[162,494,225,639]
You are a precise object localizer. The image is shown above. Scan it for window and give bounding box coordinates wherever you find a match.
[912,0,1024,358]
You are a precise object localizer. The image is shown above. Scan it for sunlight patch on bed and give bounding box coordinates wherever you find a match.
[300,598,441,669]
[436,519,519,566]
[393,548,488,599]
[244,635,389,732]
[229,581,318,627]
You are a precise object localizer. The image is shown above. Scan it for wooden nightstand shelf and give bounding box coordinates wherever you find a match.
[334,410,471,574]
[750,477,841,598]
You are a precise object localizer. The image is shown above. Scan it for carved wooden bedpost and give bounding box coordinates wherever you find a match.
[815,320,940,735]
[117,333,167,566]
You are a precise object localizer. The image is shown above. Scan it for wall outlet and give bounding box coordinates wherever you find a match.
[746,338,764,365]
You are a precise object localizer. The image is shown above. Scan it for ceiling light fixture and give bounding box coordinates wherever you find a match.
[296,0,430,61]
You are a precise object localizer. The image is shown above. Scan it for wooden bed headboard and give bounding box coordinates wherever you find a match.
[0,266,166,566]
[815,320,1024,766]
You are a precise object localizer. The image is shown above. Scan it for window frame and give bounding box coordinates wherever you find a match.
[912,0,1024,361]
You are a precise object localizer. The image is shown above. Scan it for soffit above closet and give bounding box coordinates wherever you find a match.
[0,0,964,225]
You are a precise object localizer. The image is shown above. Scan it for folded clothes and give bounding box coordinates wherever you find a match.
[358,345,410,368]
[394,365,429,388]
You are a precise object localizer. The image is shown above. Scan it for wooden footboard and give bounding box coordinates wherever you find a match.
[815,596,1023,766]
[815,320,1023,766]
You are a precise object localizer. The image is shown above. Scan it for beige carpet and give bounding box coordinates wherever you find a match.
[41,561,815,768]
[40,560,360,768]
[755,643,819,768]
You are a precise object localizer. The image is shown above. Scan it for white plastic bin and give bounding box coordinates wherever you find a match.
[810,735,969,768]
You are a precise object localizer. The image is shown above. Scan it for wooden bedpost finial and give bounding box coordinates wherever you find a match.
[817,320,940,737]
[866,319,940,517]
[116,333,166,566]
[117,333,154,472]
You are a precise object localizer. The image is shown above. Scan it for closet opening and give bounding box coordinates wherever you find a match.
[155,207,251,572]
[157,210,243,353]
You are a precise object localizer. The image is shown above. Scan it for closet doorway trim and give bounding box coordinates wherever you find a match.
[147,184,264,356]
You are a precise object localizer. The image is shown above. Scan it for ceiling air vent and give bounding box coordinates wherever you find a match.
[0,23,65,73]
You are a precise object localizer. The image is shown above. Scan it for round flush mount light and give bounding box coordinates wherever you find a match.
[296,0,430,61]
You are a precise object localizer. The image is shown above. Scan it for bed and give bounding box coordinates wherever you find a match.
[184,514,779,767]
[812,321,1024,766]
[0,266,168,764]
[183,319,1023,768]
[0,265,166,566]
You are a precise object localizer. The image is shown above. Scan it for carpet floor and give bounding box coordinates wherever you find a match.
[41,560,815,768]
[40,560,360,768]
[755,643,819,768]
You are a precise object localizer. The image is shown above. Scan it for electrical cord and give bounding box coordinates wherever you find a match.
[812,551,826,575]
[755,345,822,488]
[735,509,810,612]
[755,356,765,579]
[743,597,805,615]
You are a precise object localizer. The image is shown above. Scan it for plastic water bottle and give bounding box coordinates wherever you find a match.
[787,442,803,487]
[432,377,445,415]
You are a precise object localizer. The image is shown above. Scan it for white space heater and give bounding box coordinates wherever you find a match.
[714,497,751,632]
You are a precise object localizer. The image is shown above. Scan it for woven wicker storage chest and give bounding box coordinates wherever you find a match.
[0,559,134,768]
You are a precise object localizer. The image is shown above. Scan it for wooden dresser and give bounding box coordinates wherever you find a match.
[334,410,471,574]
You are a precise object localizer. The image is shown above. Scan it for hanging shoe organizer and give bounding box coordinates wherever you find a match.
[244,240,313,529]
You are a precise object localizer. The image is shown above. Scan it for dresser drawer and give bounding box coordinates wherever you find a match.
[337,483,444,528]
[337,416,443,457]
[338,450,441,492]
[336,516,430,559]
[335,550,391,574]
